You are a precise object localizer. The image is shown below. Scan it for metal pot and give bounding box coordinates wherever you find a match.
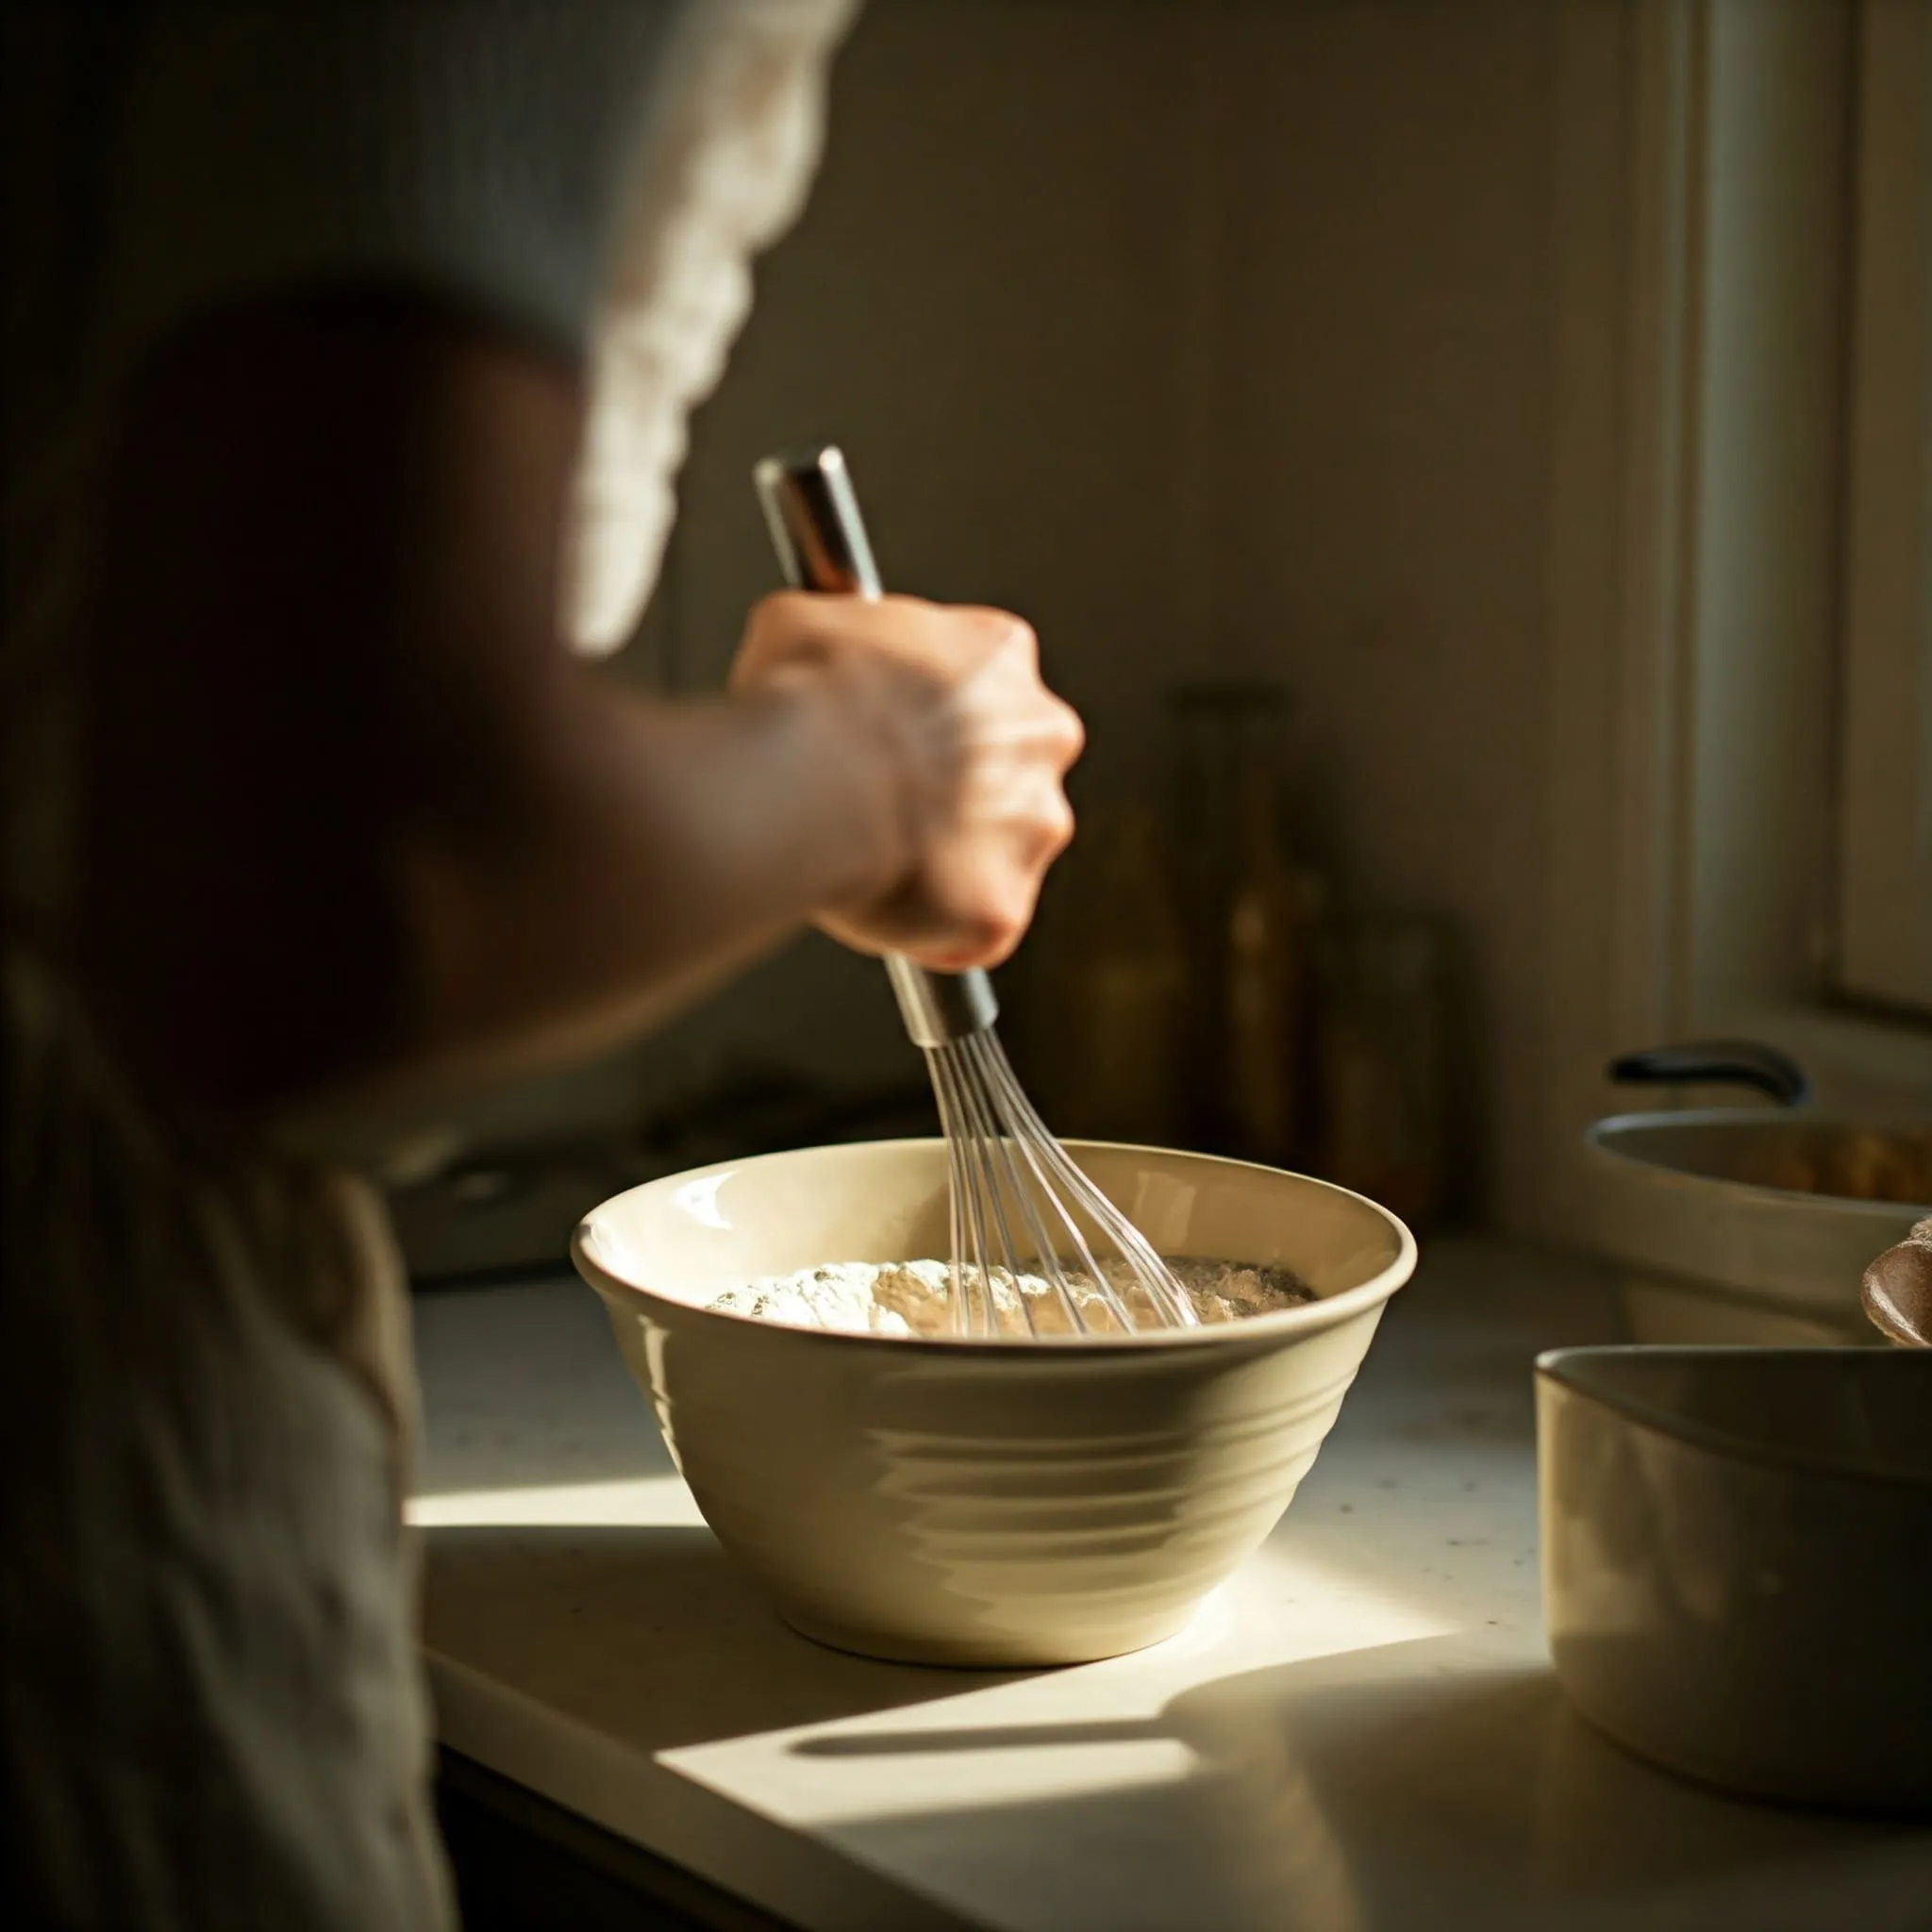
[1584,1041,1930,1343]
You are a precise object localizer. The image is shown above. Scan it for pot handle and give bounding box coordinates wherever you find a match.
[1606,1039,1810,1108]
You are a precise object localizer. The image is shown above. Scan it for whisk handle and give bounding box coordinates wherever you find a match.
[752,446,998,1045]
[754,446,884,600]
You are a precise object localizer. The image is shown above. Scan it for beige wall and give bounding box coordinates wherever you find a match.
[1205,3,1554,1208]
[477,1,1569,1220]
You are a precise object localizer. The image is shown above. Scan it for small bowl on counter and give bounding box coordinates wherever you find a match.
[1584,1041,1930,1344]
[1538,1343,1932,1811]
[574,1140,1415,1667]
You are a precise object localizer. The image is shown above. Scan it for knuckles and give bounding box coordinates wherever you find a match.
[951,908,1026,970]
[1040,795,1076,857]
[990,612,1039,662]
[1049,697,1086,765]
[746,588,1077,969]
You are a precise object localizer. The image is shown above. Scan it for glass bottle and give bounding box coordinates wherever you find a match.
[1043,801,1192,1146]
[1168,684,1321,1165]
[1313,913,1450,1226]
[1224,767,1309,1162]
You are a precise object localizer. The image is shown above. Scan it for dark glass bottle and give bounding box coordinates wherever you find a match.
[1313,913,1450,1226]
[1168,684,1322,1166]
[1041,801,1192,1146]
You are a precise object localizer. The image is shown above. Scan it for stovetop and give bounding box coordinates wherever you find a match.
[391,1069,935,1287]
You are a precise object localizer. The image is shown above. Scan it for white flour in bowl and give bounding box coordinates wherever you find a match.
[704,1257,1311,1339]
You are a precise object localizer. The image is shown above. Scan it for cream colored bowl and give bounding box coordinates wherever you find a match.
[1585,1111,1924,1342]
[1539,1345,1932,1809]
[574,1140,1415,1666]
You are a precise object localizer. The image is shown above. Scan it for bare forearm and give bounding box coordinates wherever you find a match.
[76,298,888,1122]
[390,670,903,1091]
[74,295,1073,1134]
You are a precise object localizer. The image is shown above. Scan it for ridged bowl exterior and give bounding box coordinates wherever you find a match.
[575,1141,1415,1666]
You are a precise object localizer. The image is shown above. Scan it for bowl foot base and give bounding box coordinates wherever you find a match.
[774,1603,1194,1671]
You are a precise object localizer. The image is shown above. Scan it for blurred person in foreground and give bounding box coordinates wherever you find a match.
[0,5,1081,1925]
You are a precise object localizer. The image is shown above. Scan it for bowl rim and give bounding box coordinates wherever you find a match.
[1536,1343,1932,1490]
[1583,1108,1932,1218]
[572,1136,1418,1354]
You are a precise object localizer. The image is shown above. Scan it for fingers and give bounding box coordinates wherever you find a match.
[1041,692,1085,776]
[731,588,1082,967]
[822,780,1073,972]
[733,591,955,680]
[820,871,1041,973]
[731,591,1038,692]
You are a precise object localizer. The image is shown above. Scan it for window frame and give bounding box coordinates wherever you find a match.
[1524,0,1932,1250]
[1837,0,1932,1012]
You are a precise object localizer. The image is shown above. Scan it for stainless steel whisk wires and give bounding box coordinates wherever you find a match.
[755,446,1200,1338]
[890,959,1195,1337]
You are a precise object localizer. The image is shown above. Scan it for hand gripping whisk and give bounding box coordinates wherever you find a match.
[755,446,1199,1338]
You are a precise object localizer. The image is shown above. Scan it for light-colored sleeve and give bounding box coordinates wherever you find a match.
[97,2,683,371]
[92,0,864,660]
[562,0,862,656]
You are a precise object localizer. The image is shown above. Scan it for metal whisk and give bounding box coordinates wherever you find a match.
[755,446,1199,1338]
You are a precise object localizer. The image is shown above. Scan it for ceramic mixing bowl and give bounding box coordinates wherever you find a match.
[1539,1345,1932,1809]
[1585,1111,1924,1343]
[574,1140,1415,1666]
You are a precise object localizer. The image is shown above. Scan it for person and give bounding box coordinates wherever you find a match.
[0,5,1082,1925]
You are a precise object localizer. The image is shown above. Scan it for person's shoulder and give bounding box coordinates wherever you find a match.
[84,1,692,390]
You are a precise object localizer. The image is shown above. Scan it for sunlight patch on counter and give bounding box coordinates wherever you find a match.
[661,1550,1457,1833]
[408,1474,706,1528]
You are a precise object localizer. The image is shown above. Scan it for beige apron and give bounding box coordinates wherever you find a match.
[0,960,446,1930]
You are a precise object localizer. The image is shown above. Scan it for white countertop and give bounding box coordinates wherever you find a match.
[411,1237,1932,1932]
